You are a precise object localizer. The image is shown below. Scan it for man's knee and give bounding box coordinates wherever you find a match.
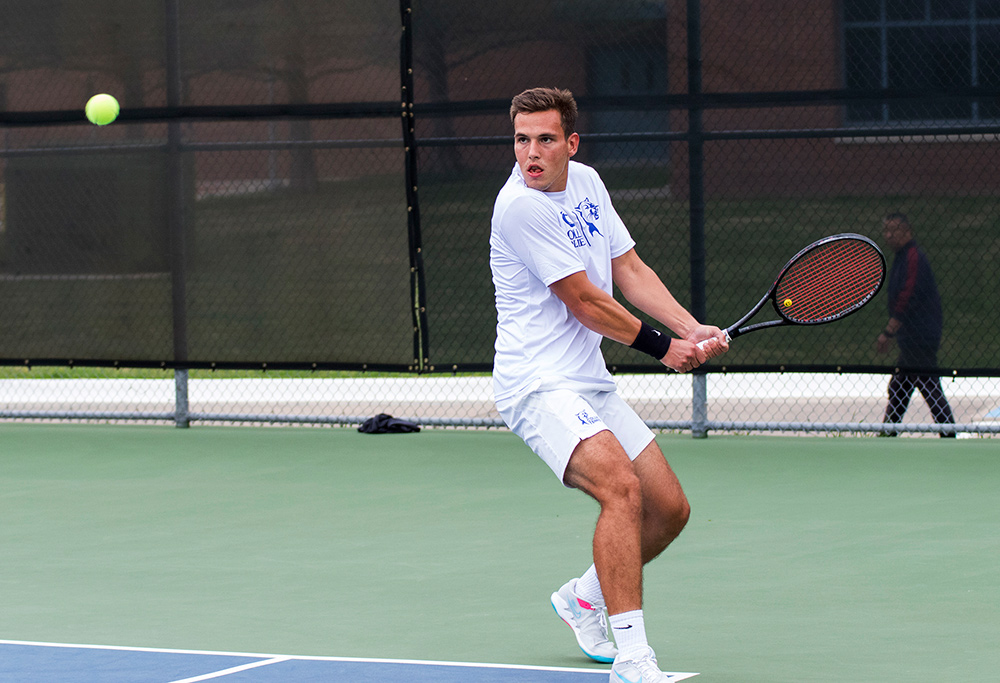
[565,431,643,512]
[601,467,643,514]
[637,458,690,549]
[582,457,644,515]
[647,488,690,531]
[674,494,692,529]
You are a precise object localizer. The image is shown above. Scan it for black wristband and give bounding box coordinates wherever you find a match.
[882,329,895,338]
[630,321,672,360]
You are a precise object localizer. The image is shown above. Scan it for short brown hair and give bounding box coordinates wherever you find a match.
[509,87,578,136]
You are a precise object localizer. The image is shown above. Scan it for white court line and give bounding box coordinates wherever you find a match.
[0,639,699,679]
[168,656,291,683]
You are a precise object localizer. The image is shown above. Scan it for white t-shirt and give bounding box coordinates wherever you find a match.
[490,160,636,402]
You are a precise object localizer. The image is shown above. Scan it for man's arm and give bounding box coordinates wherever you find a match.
[611,248,727,351]
[547,270,640,344]
[548,257,725,372]
[877,316,902,354]
[878,246,919,353]
[611,248,699,337]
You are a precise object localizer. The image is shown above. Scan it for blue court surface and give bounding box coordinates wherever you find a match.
[0,640,698,682]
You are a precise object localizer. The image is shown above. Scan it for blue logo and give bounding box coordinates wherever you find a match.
[561,198,603,248]
[576,410,602,426]
[575,198,602,237]
[565,224,588,248]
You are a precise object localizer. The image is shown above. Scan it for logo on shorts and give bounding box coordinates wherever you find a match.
[576,409,602,426]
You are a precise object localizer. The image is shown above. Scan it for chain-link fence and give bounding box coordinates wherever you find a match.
[1,0,998,435]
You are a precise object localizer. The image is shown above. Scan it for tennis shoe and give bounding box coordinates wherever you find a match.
[610,646,673,683]
[550,578,617,663]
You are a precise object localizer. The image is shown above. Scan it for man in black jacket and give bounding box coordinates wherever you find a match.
[876,213,955,436]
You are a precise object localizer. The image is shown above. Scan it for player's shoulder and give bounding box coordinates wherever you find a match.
[495,167,529,202]
[494,173,551,220]
[567,160,610,194]
[497,196,557,241]
[568,160,602,182]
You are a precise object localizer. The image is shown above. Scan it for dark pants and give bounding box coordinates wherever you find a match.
[883,344,955,435]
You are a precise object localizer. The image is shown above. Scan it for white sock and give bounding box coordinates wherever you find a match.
[574,564,605,606]
[609,610,648,659]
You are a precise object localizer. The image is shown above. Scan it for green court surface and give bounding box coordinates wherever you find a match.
[0,423,997,682]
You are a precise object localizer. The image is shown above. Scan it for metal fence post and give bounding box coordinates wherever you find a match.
[692,373,708,438]
[166,0,190,399]
[399,0,429,372]
[174,368,190,428]
[687,0,708,438]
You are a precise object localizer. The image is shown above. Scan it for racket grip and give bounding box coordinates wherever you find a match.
[696,330,731,351]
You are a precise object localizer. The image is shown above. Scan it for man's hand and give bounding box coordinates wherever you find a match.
[661,326,728,373]
[662,338,703,373]
[877,319,900,354]
[687,324,729,360]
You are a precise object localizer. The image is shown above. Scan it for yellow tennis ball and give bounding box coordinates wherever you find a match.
[85,93,120,126]
[783,298,793,308]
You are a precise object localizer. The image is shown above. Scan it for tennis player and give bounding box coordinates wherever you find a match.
[490,87,728,682]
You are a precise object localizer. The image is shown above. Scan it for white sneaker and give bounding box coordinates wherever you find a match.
[610,646,673,683]
[550,578,618,663]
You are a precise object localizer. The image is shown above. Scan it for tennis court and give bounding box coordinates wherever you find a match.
[0,640,627,683]
[1,423,996,682]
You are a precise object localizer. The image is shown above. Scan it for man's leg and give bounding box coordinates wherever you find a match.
[562,432,691,611]
[564,431,687,682]
[632,439,690,564]
[883,372,915,431]
[914,374,957,436]
[563,429,643,615]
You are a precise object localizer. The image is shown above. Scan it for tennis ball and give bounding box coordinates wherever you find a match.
[783,298,793,308]
[85,93,120,126]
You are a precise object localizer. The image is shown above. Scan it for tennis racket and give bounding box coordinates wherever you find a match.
[698,233,885,349]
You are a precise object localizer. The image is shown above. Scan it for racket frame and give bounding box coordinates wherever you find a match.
[722,232,885,342]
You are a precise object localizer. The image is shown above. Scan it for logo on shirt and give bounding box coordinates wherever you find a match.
[576,409,602,426]
[561,198,603,248]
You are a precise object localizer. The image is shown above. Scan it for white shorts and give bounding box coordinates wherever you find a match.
[497,387,655,485]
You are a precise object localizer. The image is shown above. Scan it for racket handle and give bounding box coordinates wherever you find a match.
[696,330,732,351]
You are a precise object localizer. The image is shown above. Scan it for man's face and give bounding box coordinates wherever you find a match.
[513,109,579,193]
[883,219,910,251]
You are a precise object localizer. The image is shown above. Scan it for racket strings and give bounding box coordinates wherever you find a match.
[776,241,884,323]
[781,266,882,318]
